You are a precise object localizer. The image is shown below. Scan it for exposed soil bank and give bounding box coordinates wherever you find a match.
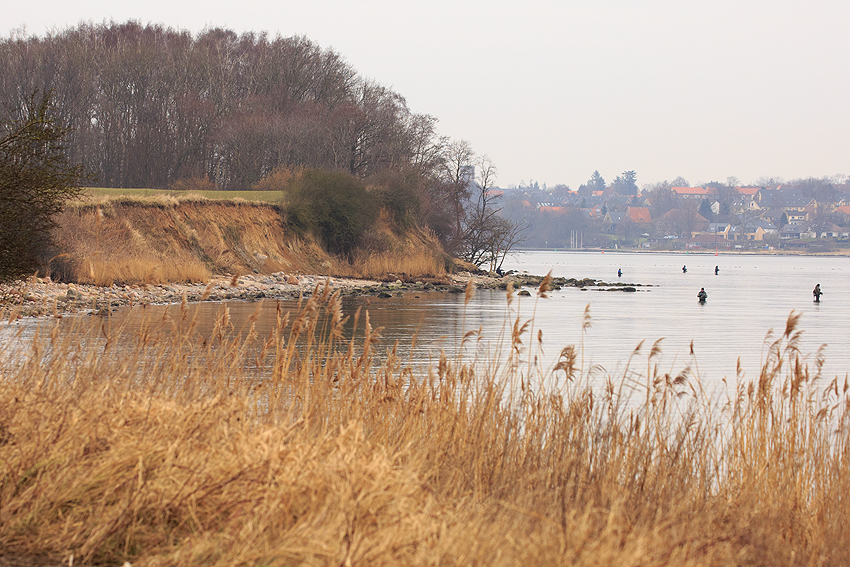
[49,198,352,283]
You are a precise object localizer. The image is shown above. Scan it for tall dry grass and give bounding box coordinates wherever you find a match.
[349,251,446,280]
[0,283,849,566]
[51,201,212,286]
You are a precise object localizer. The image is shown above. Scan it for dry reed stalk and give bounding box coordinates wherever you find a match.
[0,303,847,566]
[352,251,446,280]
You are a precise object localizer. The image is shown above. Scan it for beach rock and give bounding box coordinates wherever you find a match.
[65,288,82,301]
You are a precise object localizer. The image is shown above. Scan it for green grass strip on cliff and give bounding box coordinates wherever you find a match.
[85,187,286,203]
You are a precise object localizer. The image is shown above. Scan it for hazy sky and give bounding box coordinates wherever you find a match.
[4,0,849,189]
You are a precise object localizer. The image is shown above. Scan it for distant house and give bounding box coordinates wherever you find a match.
[749,219,779,236]
[584,205,605,218]
[784,194,818,223]
[755,186,783,208]
[779,224,815,239]
[757,189,816,222]
[708,222,732,238]
[672,187,717,200]
[559,193,584,207]
[735,187,762,211]
[660,209,710,236]
[759,208,786,227]
[729,225,766,241]
[627,206,652,225]
[810,222,849,240]
[603,211,625,232]
[538,205,566,214]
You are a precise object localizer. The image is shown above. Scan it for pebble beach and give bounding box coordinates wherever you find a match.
[0,270,636,322]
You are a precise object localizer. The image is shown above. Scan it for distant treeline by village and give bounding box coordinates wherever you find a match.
[500,173,850,252]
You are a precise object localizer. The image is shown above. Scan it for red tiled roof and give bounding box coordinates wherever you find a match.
[539,206,566,214]
[736,187,760,196]
[672,186,717,196]
[628,207,652,223]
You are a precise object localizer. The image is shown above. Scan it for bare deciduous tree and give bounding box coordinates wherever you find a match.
[457,155,526,270]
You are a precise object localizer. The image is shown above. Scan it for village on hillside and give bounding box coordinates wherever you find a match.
[497,180,850,252]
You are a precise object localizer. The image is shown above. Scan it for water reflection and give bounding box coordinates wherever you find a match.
[103,290,520,373]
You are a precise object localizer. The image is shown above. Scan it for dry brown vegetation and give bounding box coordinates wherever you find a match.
[50,197,338,285]
[345,211,448,280]
[349,251,446,281]
[251,166,304,192]
[0,281,849,566]
[46,196,447,286]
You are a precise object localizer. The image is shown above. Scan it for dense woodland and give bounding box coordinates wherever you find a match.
[0,21,443,191]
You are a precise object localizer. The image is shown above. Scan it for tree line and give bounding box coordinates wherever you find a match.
[1,21,441,190]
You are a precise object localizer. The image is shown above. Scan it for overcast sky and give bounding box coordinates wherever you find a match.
[4,0,849,190]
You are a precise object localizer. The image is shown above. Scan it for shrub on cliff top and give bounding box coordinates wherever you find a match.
[286,169,379,256]
[169,176,217,192]
[252,165,304,191]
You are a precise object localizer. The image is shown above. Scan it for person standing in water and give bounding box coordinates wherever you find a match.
[682,265,687,273]
[715,265,719,275]
[813,283,823,302]
[618,268,622,278]
[697,287,707,302]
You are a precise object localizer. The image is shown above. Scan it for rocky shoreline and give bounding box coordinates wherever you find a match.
[0,271,646,321]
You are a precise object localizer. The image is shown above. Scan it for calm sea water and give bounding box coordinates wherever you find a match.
[502,250,850,387]
[7,251,850,395]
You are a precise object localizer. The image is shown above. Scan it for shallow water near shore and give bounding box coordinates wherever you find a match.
[6,250,850,396]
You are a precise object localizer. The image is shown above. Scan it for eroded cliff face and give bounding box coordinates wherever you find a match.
[49,199,343,285]
[47,198,448,286]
